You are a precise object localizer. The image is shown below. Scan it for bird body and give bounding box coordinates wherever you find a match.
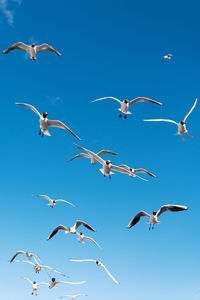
[10,250,40,263]
[77,232,102,249]
[163,54,173,61]
[33,194,75,208]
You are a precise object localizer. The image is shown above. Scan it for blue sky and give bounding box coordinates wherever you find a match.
[1,0,200,299]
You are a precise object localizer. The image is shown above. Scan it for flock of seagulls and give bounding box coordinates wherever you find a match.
[6,38,195,298]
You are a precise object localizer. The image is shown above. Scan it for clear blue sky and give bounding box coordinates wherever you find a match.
[1,1,200,299]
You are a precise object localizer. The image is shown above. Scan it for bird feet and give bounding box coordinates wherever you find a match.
[182,138,186,141]
[190,136,194,139]
[109,175,111,179]
[124,115,127,119]
[39,130,41,136]
[119,114,122,118]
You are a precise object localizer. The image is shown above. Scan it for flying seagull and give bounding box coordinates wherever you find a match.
[70,259,119,285]
[44,274,86,289]
[10,250,40,263]
[15,102,81,140]
[47,221,96,240]
[127,204,188,230]
[3,42,61,60]
[32,194,75,208]
[23,277,49,296]
[68,149,118,164]
[59,294,87,299]
[73,144,133,179]
[163,54,173,61]
[118,164,156,178]
[77,232,102,249]
[144,98,197,141]
[91,96,162,118]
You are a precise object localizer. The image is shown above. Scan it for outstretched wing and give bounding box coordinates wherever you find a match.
[56,281,86,285]
[42,265,66,276]
[101,263,119,285]
[83,236,102,249]
[73,144,105,165]
[68,153,90,162]
[23,277,32,285]
[3,42,29,54]
[143,119,179,126]
[111,164,132,175]
[129,97,163,106]
[156,205,188,217]
[47,120,81,140]
[15,103,41,117]
[184,98,197,121]
[16,259,35,265]
[127,211,151,228]
[91,96,122,104]
[47,225,68,240]
[56,199,75,207]
[36,44,61,56]
[134,169,156,178]
[118,164,130,170]
[97,150,118,156]
[70,259,96,263]
[10,250,26,263]
[32,194,51,201]
[75,220,96,232]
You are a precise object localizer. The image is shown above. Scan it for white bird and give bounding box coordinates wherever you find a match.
[91,96,162,118]
[32,194,75,208]
[163,54,173,61]
[23,277,49,296]
[144,98,197,141]
[60,294,87,299]
[70,259,119,285]
[127,204,188,230]
[15,102,81,140]
[10,250,40,263]
[47,221,96,240]
[77,232,102,249]
[68,149,118,164]
[44,275,86,289]
[3,42,61,60]
[118,164,156,178]
[73,144,133,179]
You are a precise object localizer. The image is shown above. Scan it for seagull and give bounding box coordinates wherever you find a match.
[59,294,87,299]
[15,102,81,140]
[70,259,119,285]
[32,194,75,208]
[77,232,102,249]
[23,277,49,296]
[163,54,173,61]
[44,274,86,289]
[127,204,188,231]
[16,257,66,276]
[91,96,162,118]
[3,42,61,60]
[118,164,156,178]
[144,98,197,141]
[47,221,96,240]
[68,149,118,165]
[73,144,133,179]
[10,250,40,263]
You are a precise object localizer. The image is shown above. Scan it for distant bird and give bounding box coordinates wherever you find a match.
[70,259,119,285]
[77,232,102,249]
[73,144,133,179]
[10,250,40,263]
[15,102,81,140]
[59,294,87,299]
[91,96,162,118]
[163,54,173,61]
[144,98,197,141]
[47,221,96,240]
[23,277,48,296]
[68,149,118,164]
[44,276,86,289]
[118,164,156,178]
[32,194,75,208]
[3,42,61,60]
[127,204,188,230]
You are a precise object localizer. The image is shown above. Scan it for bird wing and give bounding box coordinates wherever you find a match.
[75,220,96,232]
[15,102,41,117]
[73,144,105,165]
[56,281,86,285]
[47,120,81,141]
[111,164,132,175]
[37,282,50,286]
[134,169,156,178]
[118,164,130,170]
[83,236,102,249]
[101,263,119,284]
[16,259,35,265]
[129,97,163,106]
[32,194,51,201]
[47,225,68,240]
[68,153,90,162]
[70,259,96,263]
[10,250,26,263]
[143,119,179,126]
[23,277,32,284]
[127,211,151,228]
[36,44,61,56]
[156,205,188,217]
[184,98,197,121]
[91,96,122,104]
[97,150,118,156]
[42,265,66,276]
[3,42,29,53]
[56,199,75,207]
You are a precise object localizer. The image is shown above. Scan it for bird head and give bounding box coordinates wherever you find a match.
[96,260,100,265]
[31,43,35,47]
[124,99,129,104]
[80,232,83,235]
[42,112,48,118]
[53,200,56,204]
[106,160,111,166]
[152,211,157,215]
[180,120,185,125]
[33,281,36,284]
[51,278,56,282]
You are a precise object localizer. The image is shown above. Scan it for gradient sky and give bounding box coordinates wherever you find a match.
[1,1,200,300]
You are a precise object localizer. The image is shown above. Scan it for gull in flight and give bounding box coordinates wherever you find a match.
[70,259,119,285]
[44,273,86,289]
[15,102,81,140]
[10,250,40,263]
[3,42,61,60]
[144,98,197,141]
[23,277,49,296]
[59,294,87,299]
[73,144,133,179]
[32,194,75,208]
[77,232,102,249]
[127,204,188,231]
[68,149,118,165]
[119,164,156,179]
[91,96,162,118]
[47,221,96,240]
[163,54,173,61]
